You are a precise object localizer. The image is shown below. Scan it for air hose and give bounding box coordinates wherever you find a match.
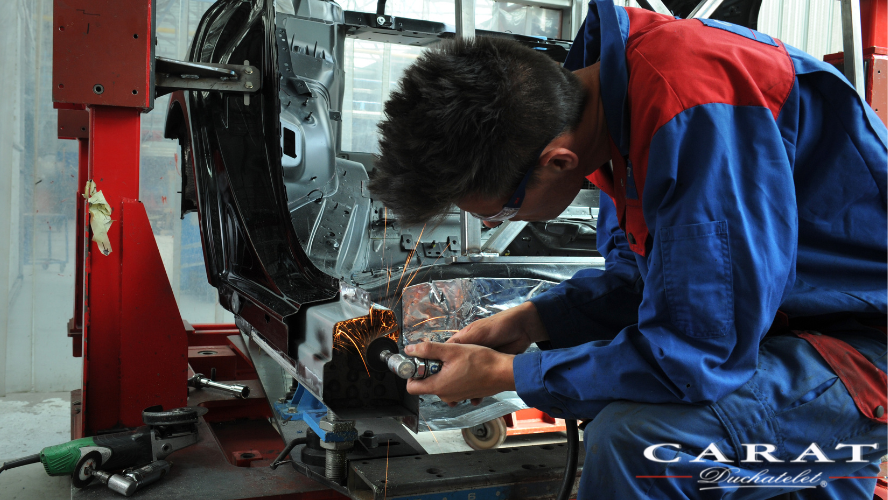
[556,419,580,500]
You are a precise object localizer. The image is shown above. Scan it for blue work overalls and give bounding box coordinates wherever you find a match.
[512,2,888,498]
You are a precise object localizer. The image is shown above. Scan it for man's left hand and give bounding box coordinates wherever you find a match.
[404,341,515,406]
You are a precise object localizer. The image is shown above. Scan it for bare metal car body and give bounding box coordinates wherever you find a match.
[164,0,762,424]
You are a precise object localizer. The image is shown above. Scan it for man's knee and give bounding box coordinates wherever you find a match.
[583,401,656,457]
[583,400,725,460]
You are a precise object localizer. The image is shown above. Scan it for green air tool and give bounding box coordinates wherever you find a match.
[0,405,206,488]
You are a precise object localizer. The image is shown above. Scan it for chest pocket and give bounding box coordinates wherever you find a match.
[660,220,735,338]
[698,18,778,47]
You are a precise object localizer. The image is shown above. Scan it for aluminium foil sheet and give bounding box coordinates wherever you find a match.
[401,278,555,431]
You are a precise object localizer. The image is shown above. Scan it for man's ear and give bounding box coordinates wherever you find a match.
[539,147,579,173]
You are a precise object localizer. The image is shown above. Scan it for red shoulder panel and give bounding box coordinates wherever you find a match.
[615,14,795,256]
[627,18,794,124]
[624,8,675,38]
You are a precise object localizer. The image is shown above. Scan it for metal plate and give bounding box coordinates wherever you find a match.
[57,108,89,139]
[53,0,156,109]
[348,444,584,500]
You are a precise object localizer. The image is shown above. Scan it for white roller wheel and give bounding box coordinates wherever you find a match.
[462,416,508,450]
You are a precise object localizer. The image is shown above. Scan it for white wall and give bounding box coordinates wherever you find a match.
[758,0,845,60]
[0,0,81,396]
[0,0,228,396]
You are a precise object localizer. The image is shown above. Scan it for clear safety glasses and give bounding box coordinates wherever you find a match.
[469,162,537,222]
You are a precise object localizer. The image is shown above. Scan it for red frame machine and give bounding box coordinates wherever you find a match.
[53,1,343,498]
[824,0,887,128]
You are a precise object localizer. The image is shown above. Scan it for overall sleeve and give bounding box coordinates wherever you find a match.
[528,194,644,347]
[514,103,797,419]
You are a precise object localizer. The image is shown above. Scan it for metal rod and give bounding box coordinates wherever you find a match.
[688,0,725,19]
[455,0,475,39]
[448,255,606,265]
[636,0,671,16]
[480,220,529,255]
[840,0,866,98]
[459,210,482,256]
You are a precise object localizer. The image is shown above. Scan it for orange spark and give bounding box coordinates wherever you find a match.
[384,439,390,499]
[408,316,445,329]
[343,332,371,376]
[419,412,439,445]
[332,307,400,375]
[394,242,450,307]
[389,225,425,310]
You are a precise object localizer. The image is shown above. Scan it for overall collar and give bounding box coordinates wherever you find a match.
[563,0,631,158]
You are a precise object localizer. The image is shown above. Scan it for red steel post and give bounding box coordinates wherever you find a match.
[82,106,142,433]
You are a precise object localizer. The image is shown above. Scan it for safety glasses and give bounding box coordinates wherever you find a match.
[469,161,537,222]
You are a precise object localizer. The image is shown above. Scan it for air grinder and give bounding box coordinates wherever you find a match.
[366,337,442,379]
[0,406,205,488]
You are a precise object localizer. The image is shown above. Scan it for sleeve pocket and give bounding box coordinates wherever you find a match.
[661,220,734,338]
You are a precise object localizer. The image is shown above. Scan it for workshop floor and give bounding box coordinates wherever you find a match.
[0,391,73,500]
[0,392,569,500]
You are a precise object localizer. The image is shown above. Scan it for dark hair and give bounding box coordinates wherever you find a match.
[370,36,586,224]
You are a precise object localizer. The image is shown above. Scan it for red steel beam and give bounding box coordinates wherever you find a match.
[81,106,142,433]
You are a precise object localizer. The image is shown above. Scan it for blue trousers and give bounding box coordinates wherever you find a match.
[579,332,887,499]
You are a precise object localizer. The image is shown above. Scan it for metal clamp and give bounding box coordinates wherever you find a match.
[155,57,260,98]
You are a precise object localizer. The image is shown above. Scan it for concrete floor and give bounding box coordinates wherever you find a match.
[0,392,567,499]
[0,392,73,500]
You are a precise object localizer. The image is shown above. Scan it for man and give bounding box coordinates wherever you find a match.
[369,0,887,497]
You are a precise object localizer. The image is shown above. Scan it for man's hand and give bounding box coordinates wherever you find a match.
[446,301,549,354]
[405,341,515,405]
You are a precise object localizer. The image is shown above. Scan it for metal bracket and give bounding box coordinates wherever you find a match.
[480,220,529,255]
[688,0,726,19]
[840,0,866,98]
[273,386,358,444]
[636,0,672,15]
[154,57,261,98]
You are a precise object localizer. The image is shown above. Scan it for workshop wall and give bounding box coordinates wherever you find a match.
[0,0,81,396]
[340,0,567,153]
[0,0,850,396]
[0,0,228,397]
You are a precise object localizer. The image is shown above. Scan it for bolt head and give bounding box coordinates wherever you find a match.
[245,67,253,75]
[376,16,386,25]
[245,82,254,89]
[287,407,297,413]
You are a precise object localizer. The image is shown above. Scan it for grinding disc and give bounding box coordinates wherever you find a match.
[365,337,399,372]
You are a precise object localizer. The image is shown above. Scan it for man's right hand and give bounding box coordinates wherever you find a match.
[446,301,549,354]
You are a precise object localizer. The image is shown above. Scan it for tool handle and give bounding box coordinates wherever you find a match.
[203,379,251,398]
[190,374,251,398]
[424,359,443,377]
[0,454,40,474]
[380,350,443,380]
[92,427,154,470]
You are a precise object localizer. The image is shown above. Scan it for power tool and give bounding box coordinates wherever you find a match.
[188,372,251,398]
[0,405,206,488]
[89,459,172,497]
[366,337,443,379]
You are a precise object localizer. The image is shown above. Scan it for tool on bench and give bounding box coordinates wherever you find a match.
[0,406,205,488]
[188,372,251,398]
[88,460,171,497]
[366,337,443,380]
